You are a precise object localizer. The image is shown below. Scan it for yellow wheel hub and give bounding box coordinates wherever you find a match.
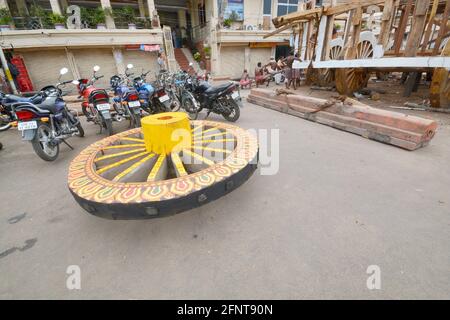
[141,112,192,154]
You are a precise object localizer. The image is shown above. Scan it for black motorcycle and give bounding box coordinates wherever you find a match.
[9,67,84,161]
[189,77,242,122]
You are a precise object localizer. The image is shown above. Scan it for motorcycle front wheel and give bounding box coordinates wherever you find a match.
[32,122,59,161]
[182,97,199,120]
[104,118,114,136]
[222,100,240,122]
[76,122,85,137]
[131,112,141,128]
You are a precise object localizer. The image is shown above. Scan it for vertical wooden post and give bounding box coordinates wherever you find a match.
[321,0,337,61]
[421,0,440,52]
[378,0,395,49]
[404,0,430,56]
[403,0,431,97]
[432,0,450,55]
[394,0,413,55]
[344,6,362,59]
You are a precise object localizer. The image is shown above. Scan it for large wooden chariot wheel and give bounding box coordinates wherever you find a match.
[68,112,259,219]
[335,32,376,95]
[307,38,344,87]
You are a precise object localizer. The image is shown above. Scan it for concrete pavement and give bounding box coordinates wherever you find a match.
[0,94,449,299]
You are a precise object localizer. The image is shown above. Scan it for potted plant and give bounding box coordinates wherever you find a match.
[93,7,107,29]
[113,6,136,29]
[203,46,211,59]
[193,51,201,62]
[0,8,12,31]
[49,13,66,29]
[223,18,232,29]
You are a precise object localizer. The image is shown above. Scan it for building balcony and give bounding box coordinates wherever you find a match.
[1,28,163,49]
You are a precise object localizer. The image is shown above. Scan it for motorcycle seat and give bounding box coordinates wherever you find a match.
[4,93,42,105]
[35,97,58,114]
[205,83,234,95]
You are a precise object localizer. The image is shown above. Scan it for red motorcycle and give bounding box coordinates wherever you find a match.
[77,65,122,135]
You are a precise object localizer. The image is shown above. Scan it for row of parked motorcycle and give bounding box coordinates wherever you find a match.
[0,62,243,161]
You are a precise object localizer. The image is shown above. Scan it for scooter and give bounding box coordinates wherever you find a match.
[78,65,122,136]
[11,67,84,161]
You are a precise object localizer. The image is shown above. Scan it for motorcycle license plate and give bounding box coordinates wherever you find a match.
[159,95,170,103]
[231,91,240,100]
[96,103,110,111]
[18,120,37,131]
[128,101,141,108]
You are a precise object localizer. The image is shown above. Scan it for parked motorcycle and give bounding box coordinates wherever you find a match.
[172,65,200,120]
[188,74,242,122]
[78,65,121,136]
[133,69,172,114]
[12,67,84,161]
[110,64,143,128]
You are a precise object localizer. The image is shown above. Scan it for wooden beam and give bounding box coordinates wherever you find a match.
[263,23,294,39]
[405,0,431,57]
[421,0,440,51]
[379,0,396,49]
[272,0,385,28]
[394,0,413,54]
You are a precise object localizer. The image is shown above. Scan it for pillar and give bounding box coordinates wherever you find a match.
[65,48,81,80]
[177,9,187,38]
[147,0,159,28]
[49,0,62,15]
[244,47,250,72]
[100,0,115,29]
[60,0,69,12]
[138,0,146,18]
[112,48,126,75]
[0,0,9,10]
[207,0,220,76]
[15,0,29,16]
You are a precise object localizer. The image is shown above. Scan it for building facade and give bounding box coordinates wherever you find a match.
[0,0,325,91]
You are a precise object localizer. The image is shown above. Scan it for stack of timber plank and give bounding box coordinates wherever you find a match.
[247,88,438,151]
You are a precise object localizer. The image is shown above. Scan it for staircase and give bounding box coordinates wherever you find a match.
[174,48,191,71]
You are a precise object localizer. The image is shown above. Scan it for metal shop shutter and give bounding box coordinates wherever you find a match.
[72,48,117,88]
[20,50,73,90]
[220,46,245,79]
[249,47,272,74]
[122,50,159,82]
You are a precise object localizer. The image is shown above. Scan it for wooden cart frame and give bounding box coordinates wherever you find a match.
[266,0,450,108]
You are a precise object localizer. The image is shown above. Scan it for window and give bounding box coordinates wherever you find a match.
[277,0,299,16]
[198,3,206,26]
[263,0,272,15]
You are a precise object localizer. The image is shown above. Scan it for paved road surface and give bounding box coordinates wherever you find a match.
[0,95,449,299]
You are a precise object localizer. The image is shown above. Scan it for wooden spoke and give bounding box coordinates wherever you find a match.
[120,137,145,143]
[193,127,221,137]
[95,148,147,162]
[171,152,188,177]
[192,146,232,154]
[101,143,145,150]
[112,153,156,182]
[182,149,215,166]
[193,138,235,145]
[193,131,228,140]
[147,154,167,181]
[96,151,149,174]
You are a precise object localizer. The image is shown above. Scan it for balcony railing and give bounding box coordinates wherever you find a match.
[7,16,154,31]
